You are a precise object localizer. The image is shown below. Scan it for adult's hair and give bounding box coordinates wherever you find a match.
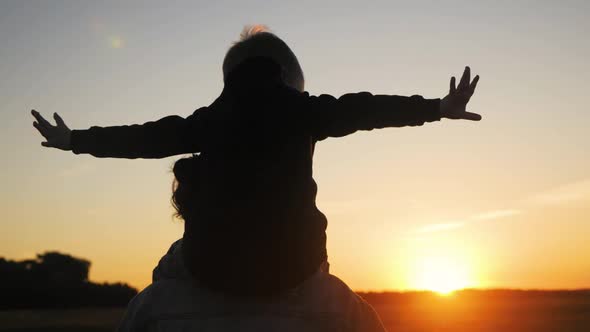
[171,155,200,221]
[222,25,305,92]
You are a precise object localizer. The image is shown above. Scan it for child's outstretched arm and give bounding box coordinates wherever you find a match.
[307,66,480,141]
[31,109,205,159]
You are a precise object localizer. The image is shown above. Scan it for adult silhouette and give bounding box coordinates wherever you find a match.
[117,155,387,331]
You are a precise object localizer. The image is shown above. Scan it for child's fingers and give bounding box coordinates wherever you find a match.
[462,111,482,121]
[458,66,470,90]
[41,141,51,147]
[33,121,49,137]
[449,76,456,94]
[469,75,480,92]
[31,110,52,128]
[53,112,67,128]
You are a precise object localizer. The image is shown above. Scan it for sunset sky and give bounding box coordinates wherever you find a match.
[1,0,589,292]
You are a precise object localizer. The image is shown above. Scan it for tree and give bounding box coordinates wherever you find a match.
[0,252,137,309]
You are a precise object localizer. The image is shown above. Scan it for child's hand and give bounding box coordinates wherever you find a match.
[31,110,72,150]
[440,66,481,121]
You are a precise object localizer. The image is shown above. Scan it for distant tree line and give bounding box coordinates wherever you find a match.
[0,252,137,309]
[359,288,590,306]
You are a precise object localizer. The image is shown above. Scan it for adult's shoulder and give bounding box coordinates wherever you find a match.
[117,279,222,331]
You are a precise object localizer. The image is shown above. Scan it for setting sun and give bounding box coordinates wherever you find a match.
[412,255,473,295]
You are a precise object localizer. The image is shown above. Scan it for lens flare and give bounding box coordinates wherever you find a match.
[109,36,125,49]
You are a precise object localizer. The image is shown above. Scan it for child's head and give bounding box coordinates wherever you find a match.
[222,25,305,92]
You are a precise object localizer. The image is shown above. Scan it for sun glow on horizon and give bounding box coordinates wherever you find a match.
[411,254,474,295]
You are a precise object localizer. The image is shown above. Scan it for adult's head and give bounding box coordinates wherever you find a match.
[222,25,305,92]
[171,155,200,221]
[171,155,264,294]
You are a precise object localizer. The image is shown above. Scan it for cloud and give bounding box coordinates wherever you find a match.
[415,222,464,234]
[471,209,522,221]
[527,178,590,206]
[409,178,590,235]
[412,209,522,234]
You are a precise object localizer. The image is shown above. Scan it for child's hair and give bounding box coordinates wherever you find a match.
[222,25,305,92]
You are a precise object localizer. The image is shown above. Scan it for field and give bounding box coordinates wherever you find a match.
[364,290,590,332]
[1,290,589,331]
[0,307,123,332]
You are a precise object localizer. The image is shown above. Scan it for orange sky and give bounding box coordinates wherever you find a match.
[1,1,589,292]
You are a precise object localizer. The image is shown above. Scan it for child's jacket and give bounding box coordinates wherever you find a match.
[71,57,441,294]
